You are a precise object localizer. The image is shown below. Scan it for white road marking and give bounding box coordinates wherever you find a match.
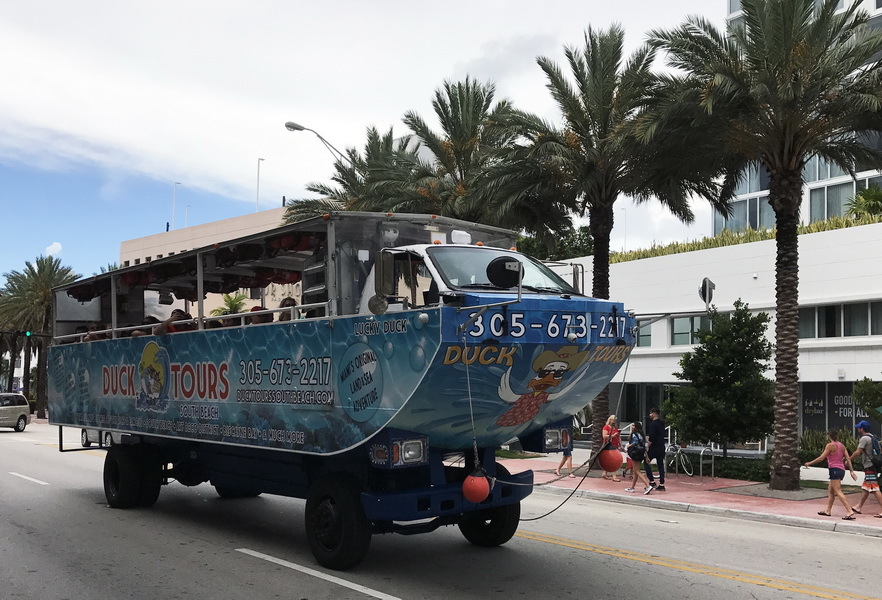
[236,548,402,600]
[9,472,49,485]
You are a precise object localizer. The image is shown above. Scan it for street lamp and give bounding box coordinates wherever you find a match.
[284,121,353,166]
[172,182,181,230]
[255,157,264,212]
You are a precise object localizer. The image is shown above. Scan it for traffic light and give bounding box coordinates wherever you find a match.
[23,330,31,337]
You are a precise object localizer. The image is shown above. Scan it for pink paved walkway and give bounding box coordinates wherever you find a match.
[498,455,882,533]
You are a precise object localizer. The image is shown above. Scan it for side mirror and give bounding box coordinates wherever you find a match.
[486,256,523,289]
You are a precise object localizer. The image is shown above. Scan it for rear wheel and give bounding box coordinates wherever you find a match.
[104,432,113,447]
[458,464,520,547]
[304,475,372,570]
[104,446,142,508]
[679,452,694,477]
[80,429,91,447]
[14,415,26,432]
[137,449,163,507]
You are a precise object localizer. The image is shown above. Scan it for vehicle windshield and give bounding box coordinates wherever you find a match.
[426,246,579,295]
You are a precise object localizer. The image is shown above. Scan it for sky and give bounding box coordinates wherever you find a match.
[0,0,726,282]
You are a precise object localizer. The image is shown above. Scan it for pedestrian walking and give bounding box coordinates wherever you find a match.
[804,429,856,519]
[555,447,575,478]
[644,407,666,493]
[601,415,621,482]
[850,420,882,517]
[624,422,652,494]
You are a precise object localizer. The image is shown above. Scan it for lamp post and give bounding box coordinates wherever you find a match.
[172,182,181,229]
[284,121,353,167]
[256,157,265,212]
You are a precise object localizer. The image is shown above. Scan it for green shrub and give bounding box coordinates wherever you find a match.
[798,428,860,467]
[712,455,771,482]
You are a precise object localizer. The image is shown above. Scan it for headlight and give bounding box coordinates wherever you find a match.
[401,440,425,463]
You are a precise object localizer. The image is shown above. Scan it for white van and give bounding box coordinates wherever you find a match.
[0,393,31,432]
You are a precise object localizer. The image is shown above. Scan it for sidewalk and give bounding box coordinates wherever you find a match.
[498,448,882,538]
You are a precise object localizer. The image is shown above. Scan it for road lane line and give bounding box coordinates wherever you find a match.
[236,548,402,600]
[516,531,874,600]
[9,472,49,485]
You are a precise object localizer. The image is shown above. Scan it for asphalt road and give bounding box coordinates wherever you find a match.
[1,423,875,600]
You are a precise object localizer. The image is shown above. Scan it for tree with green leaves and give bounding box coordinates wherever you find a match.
[646,0,882,489]
[210,293,248,317]
[489,25,726,456]
[0,256,78,417]
[517,226,594,261]
[665,300,775,458]
[853,375,882,425]
[847,185,882,218]
[282,126,419,224]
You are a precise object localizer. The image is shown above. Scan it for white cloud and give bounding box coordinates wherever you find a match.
[45,242,62,256]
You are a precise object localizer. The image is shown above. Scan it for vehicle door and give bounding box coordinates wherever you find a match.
[0,394,13,426]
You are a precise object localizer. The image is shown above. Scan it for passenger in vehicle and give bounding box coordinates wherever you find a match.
[83,321,108,341]
[153,309,194,335]
[277,297,298,321]
[249,306,273,325]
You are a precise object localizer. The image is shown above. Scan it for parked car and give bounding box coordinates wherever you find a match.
[0,393,32,432]
[80,429,118,447]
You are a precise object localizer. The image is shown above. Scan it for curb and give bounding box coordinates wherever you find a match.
[534,484,882,539]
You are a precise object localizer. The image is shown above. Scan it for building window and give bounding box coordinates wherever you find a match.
[123,260,130,267]
[872,301,882,335]
[734,163,770,196]
[134,258,141,265]
[818,305,842,338]
[799,307,816,339]
[671,316,707,346]
[810,181,853,223]
[637,321,652,347]
[844,302,869,337]
[728,0,741,14]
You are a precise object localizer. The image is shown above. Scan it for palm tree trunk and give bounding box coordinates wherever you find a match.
[769,174,802,491]
[589,204,614,457]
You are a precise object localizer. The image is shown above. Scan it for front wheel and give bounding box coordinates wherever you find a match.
[81,429,91,447]
[14,415,27,432]
[679,452,694,477]
[458,464,520,547]
[304,475,372,570]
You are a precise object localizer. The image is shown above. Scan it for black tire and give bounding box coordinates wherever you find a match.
[104,432,113,447]
[304,475,372,570]
[214,486,261,499]
[458,463,520,547]
[137,450,163,507]
[81,429,91,447]
[679,452,694,477]
[14,415,26,432]
[104,446,142,508]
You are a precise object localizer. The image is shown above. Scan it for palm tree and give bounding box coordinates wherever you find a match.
[646,0,882,489]
[847,184,882,217]
[210,293,248,316]
[282,126,421,224]
[0,256,78,417]
[488,25,725,455]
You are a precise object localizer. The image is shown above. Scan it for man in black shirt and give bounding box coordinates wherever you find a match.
[644,407,666,493]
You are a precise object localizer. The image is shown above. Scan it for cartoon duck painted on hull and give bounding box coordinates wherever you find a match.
[495,345,590,427]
